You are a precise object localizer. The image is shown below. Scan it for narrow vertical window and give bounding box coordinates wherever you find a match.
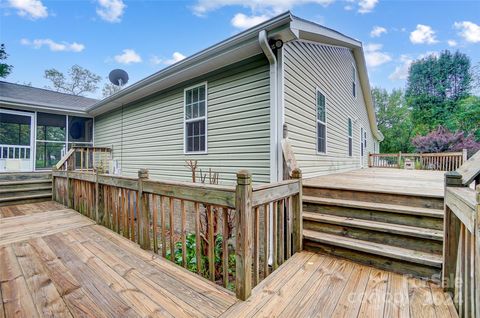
[360,127,364,157]
[348,118,353,157]
[185,84,207,153]
[352,65,356,98]
[364,130,367,148]
[316,90,326,154]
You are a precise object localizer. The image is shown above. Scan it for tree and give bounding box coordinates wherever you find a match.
[372,87,414,153]
[102,81,122,98]
[412,126,480,157]
[446,95,480,140]
[0,44,13,78]
[405,50,472,135]
[44,65,101,96]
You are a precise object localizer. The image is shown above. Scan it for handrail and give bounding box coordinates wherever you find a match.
[51,168,303,301]
[443,152,480,317]
[369,150,467,171]
[55,146,112,172]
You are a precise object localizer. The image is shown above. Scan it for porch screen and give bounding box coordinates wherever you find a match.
[36,113,66,169]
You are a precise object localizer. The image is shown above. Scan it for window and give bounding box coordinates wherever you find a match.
[360,127,364,157]
[364,130,367,149]
[352,65,356,98]
[185,84,207,153]
[348,118,353,157]
[316,90,326,154]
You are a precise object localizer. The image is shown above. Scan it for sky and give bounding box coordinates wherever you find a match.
[1,0,479,99]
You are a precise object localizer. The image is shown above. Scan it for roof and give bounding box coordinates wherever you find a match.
[86,12,382,141]
[0,81,97,114]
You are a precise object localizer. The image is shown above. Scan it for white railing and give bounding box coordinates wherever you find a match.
[0,145,31,159]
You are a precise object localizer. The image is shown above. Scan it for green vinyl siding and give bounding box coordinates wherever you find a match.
[283,40,375,178]
[94,55,270,184]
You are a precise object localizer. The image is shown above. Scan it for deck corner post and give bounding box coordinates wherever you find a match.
[235,170,253,301]
[51,165,57,202]
[138,168,151,250]
[445,171,463,187]
[95,168,100,223]
[292,168,303,253]
[462,148,468,164]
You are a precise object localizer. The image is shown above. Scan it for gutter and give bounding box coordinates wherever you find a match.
[259,30,279,184]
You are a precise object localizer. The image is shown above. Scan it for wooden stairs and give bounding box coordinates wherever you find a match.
[0,172,52,206]
[302,184,445,281]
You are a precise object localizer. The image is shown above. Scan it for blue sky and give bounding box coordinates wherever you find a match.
[1,0,479,99]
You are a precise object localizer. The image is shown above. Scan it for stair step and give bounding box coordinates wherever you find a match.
[0,185,52,194]
[303,230,442,268]
[0,191,52,203]
[303,212,443,241]
[0,179,52,187]
[303,196,443,219]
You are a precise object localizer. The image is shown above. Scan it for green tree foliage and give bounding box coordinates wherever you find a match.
[0,44,13,78]
[372,87,414,153]
[405,50,472,135]
[447,95,480,140]
[44,65,101,96]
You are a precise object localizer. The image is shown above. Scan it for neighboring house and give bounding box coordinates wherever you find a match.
[0,81,96,172]
[0,12,383,184]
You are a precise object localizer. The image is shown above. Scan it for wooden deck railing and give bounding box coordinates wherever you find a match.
[442,150,480,318]
[369,150,467,171]
[55,146,112,172]
[51,168,302,300]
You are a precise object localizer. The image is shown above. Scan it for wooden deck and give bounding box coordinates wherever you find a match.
[223,252,458,318]
[0,201,457,317]
[304,168,445,198]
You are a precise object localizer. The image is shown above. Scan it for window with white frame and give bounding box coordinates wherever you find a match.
[364,130,367,149]
[360,127,364,157]
[316,90,326,154]
[348,118,353,157]
[352,65,356,98]
[185,84,207,153]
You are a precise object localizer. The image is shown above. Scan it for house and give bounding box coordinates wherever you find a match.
[0,81,96,172]
[1,12,383,184]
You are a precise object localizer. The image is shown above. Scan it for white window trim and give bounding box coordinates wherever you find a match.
[316,87,327,155]
[183,82,208,155]
[348,117,353,157]
[352,63,357,99]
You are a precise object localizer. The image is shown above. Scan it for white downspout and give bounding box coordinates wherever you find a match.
[259,30,278,266]
[259,30,278,183]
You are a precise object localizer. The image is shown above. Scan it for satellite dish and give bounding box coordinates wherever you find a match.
[109,69,129,86]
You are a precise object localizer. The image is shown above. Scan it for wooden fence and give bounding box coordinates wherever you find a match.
[369,150,467,171]
[52,168,302,300]
[55,146,112,172]
[442,150,480,318]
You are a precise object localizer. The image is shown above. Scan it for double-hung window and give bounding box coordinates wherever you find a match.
[184,84,207,153]
[348,118,353,157]
[352,65,356,98]
[316,90,326,154]
[364,130,367,149]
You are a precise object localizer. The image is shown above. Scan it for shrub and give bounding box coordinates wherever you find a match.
[412,126,480,157]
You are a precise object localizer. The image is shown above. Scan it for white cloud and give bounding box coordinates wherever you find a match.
[163,52,186,65]
[192,0,334,17]
[389,55,412,80]
[114,49,142,64]
[447,39,457,47]
[231,13,270,29]
[150,55,162,65]
[96,0,125,23]
[20,38,85,52]
[364,43,392,67]
[409,24,438,44]
[454,21,480,43]
[8,0,48,19]
[358,0,378,13]
[370,26,387,37]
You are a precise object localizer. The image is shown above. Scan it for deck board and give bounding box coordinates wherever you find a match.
[304,168,445,197]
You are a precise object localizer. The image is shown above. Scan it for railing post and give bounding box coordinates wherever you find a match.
[292,168,303,253]
[462,149,468,164]
[235,170,253,301]
[475,185,480,318]
[398,151,402,168]
[443,171,463,292]
[66,170,73,209]
[138,169,151,250]
[51,166,57,202]
[95,168,100,223]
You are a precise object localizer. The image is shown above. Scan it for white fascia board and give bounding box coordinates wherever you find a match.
[0,100,91,116]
